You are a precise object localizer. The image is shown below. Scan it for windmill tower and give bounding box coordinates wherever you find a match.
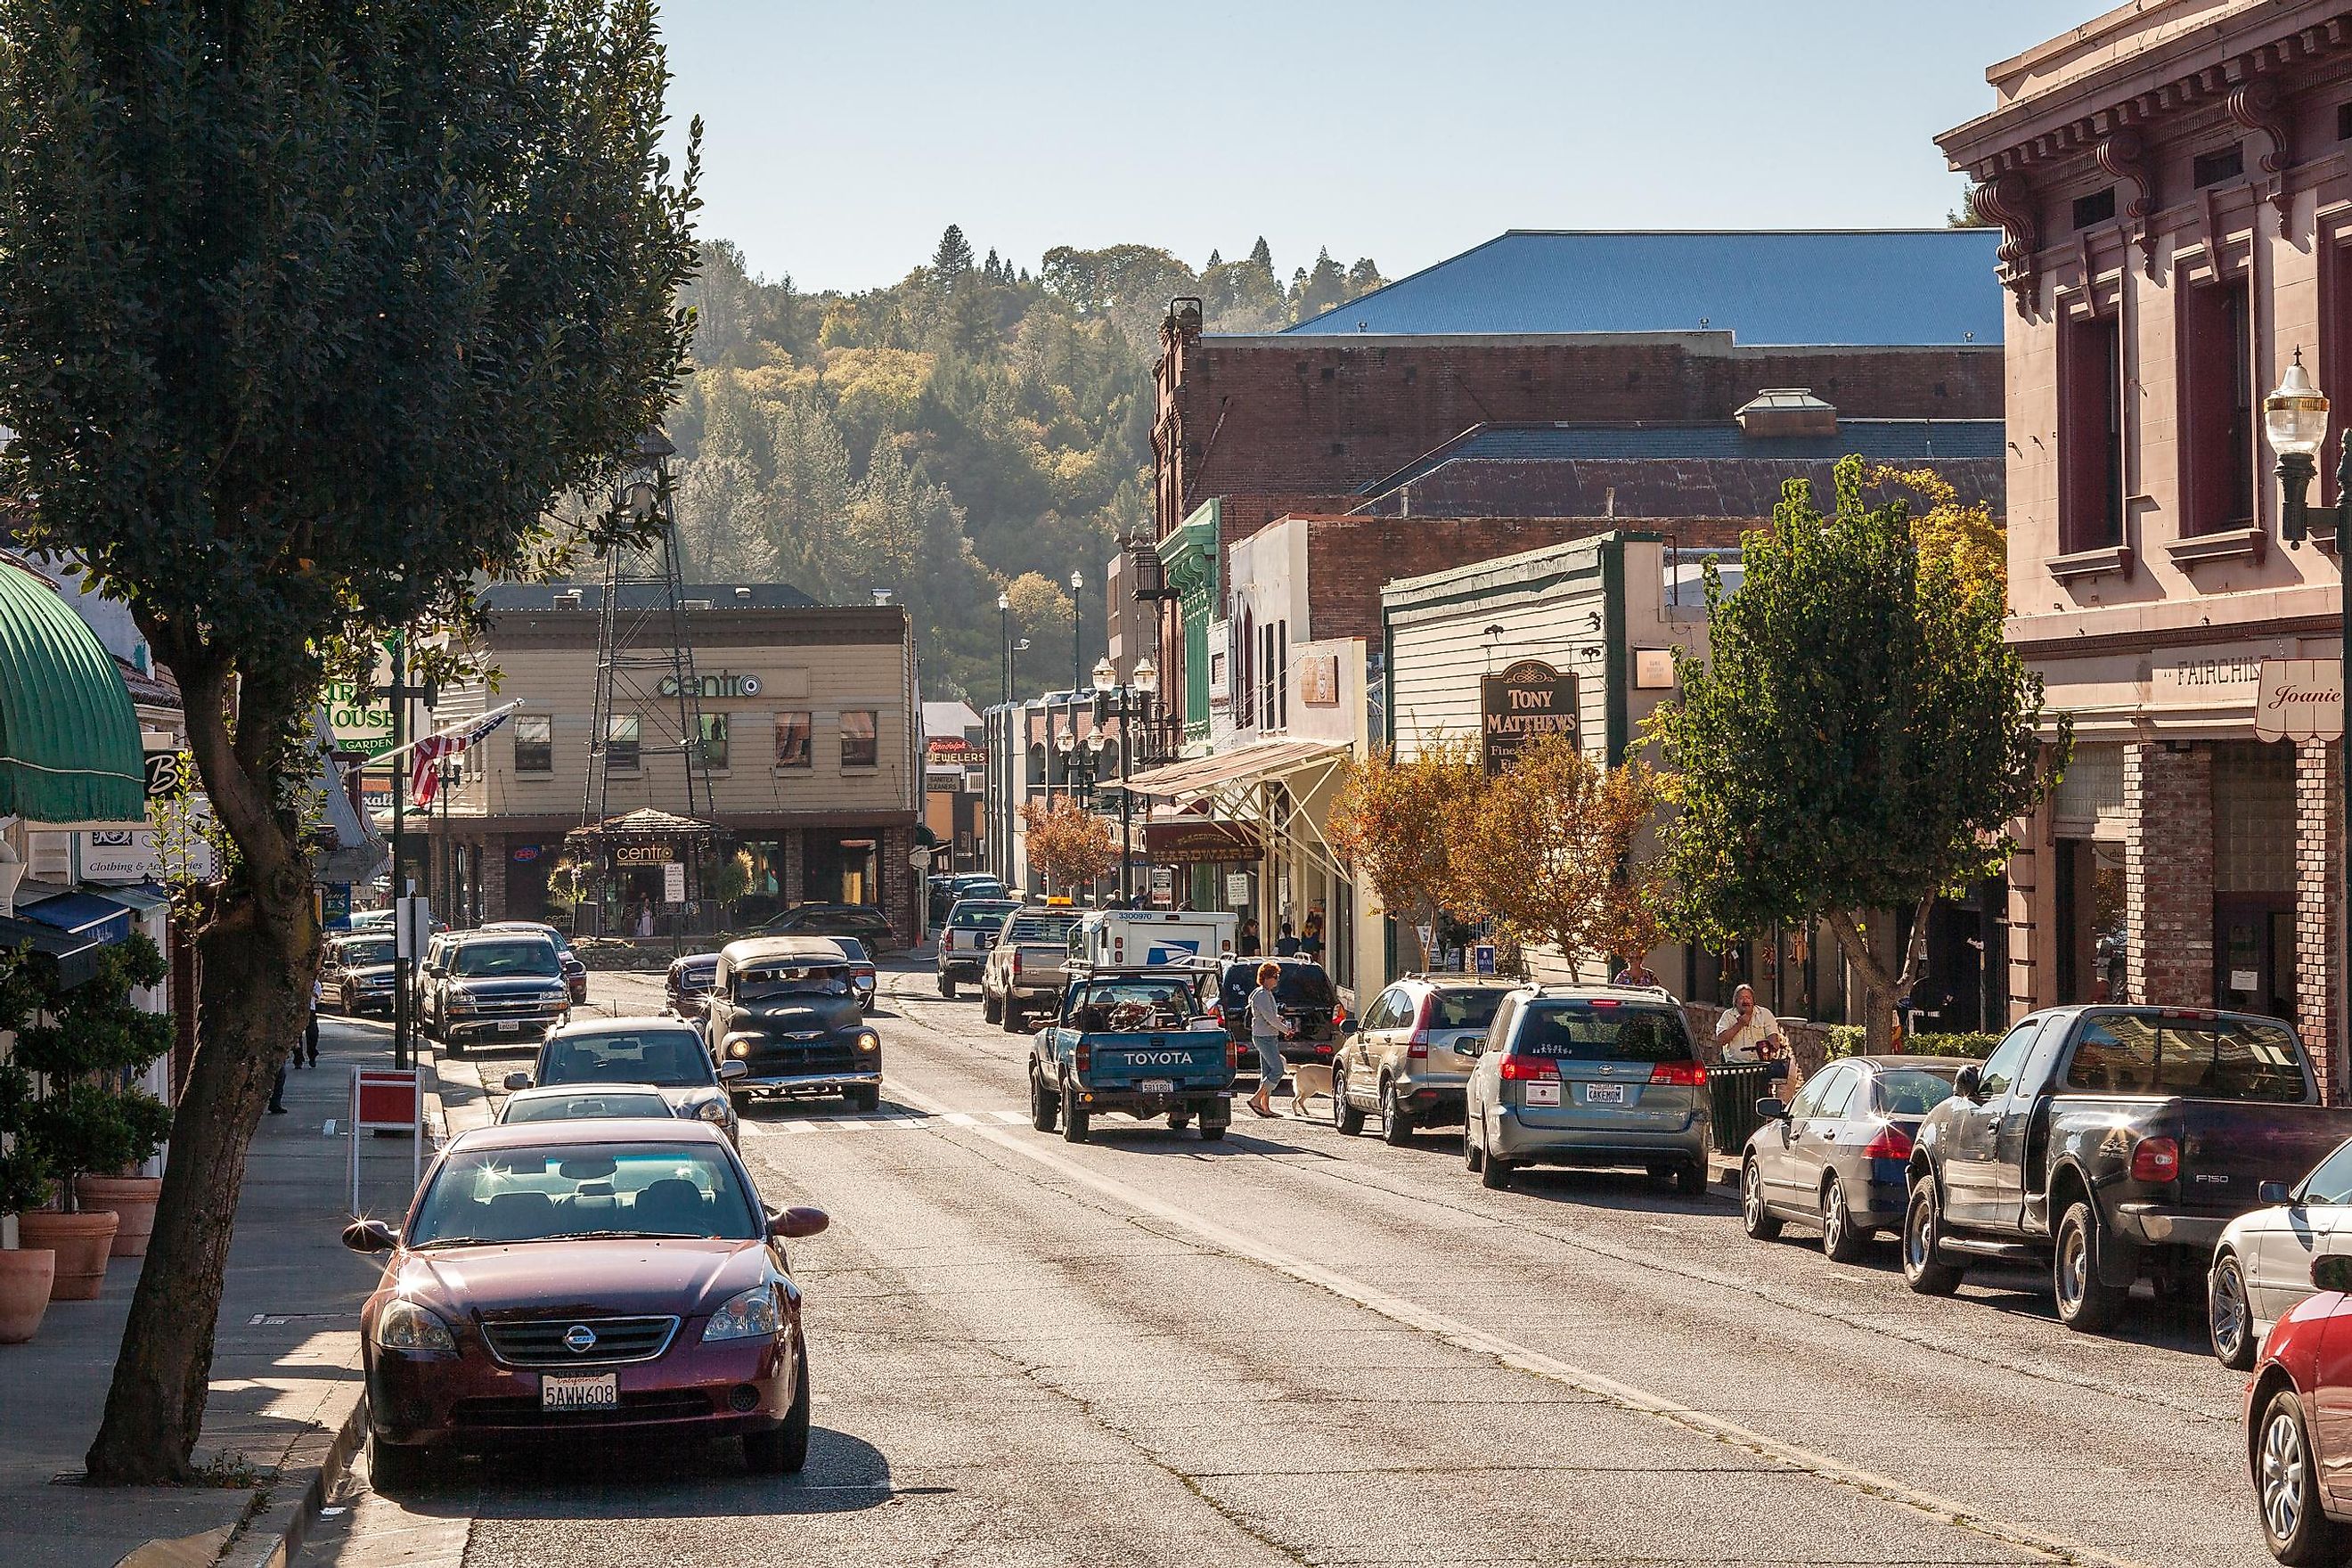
[583,429,715,828]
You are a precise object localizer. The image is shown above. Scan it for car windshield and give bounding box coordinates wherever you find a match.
[502,1091,673,1124]
[1872,1068,1961,1116]
[339,938,395,968]
[1066,979,1202,1032]
[2063,1014,2307,1101]
[1221,964,1335,1009]
[409,1143,759,1245]
[1428,989,1506,1031]
[674,962,717,991]
[540,1030,714,1088]
[950,902,1019,928]
[1512,1001,1694,1063]
[832,939,869,963]
[737,964,850,1001]
[453,940,560,979]
[1006,916,1081,944]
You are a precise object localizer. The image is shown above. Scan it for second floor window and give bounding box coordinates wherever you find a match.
[2059,311,2125,552]
[605,715,639,772]
[513,715,552,774]
[2182,277,2255,535]
[842,710,878,768]
[774,712,812,768]
[698,713,730,772]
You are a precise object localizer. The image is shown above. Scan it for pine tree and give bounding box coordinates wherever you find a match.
[932,224,975,289]
[1248,235,1273,273]
[1205,248,1222,269]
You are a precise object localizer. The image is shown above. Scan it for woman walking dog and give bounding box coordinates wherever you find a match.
[1245,961,1292,1118]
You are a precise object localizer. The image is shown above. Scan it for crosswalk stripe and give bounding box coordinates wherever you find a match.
[738,1107,1033,1136]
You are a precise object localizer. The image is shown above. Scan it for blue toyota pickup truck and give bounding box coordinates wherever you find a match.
[1028,969,1234,1143]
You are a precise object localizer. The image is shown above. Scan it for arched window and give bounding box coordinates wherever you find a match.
[1026,742,1047,787]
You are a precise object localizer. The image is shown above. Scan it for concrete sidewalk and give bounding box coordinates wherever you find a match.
[0,1017,428,1568]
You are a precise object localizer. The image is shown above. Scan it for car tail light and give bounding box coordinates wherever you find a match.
[1011,951,1023,977]
[1407,994,1433,1059]
[1648,1061,1707,1086]
[1228,1040,1240,1072]
[1862,1125,1914,1161]
[1499,1055,1558,1082]
[2130,1135,2181,1183]
[1075,1044,1091,1073]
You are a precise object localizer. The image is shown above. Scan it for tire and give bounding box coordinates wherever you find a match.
[444,1036,465,1059]
[367,1428,425,1495]
[2054,1199,2128,1333]
[2259,1386,2347,1564]
[1332,1066,1366,1137]
[1000,1003,1025,1033]
[846,1084,881,1114]
[1199,1121,1227,1141]
[2210,1252,2258,1371]
[744,1343,812,1475]
[1820,1172,1867,1262]
[1674,1161,1709,1199]
[1060,1082,1090,1144]
[1465,1123,1487,1175]
[1378,1081,1415,1147]
[1902,1179,1964,1296]
[1741,1159,1783,1239]
[730,1091,752,1115]
[1480,1152,1512,1190]
[1028,1068,1058,1133]
[982,991,1002,1024]
[937,974,954,999]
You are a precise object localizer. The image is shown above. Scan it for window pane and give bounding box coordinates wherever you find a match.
[698,713,729,772]
[606,715,639,771]
[2303,1139,2352,1205]
[1978,1022,2040,1097]
[514,715,552,773]
[842,710,878,768]
[774,712,812,768]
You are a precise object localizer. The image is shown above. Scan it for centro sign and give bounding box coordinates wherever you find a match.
[657,673,761,699]
[1480,659,1579,772]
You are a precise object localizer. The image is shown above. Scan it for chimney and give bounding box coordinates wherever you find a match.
[1734,388,1838,438]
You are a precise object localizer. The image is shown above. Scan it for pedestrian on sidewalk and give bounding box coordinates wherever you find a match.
[269,1041,290,1114]
[1612,953,1661,988]
[1236,914,1261,956]
[1245,961,1292,1119]
[1713,983,1789,1079]
[1274,921,1300,957]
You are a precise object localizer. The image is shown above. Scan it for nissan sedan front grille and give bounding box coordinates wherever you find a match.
[481,1314,680,1367]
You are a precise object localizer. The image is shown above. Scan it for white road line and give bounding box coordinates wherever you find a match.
[989,1109,1026,1124]
[878,1074,2161,1568]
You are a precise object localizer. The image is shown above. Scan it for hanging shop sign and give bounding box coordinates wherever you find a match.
[614,845,673,867]
[1299,653,1339,706]
[1480,659,1579,772]
[2255,658,2345,743]
[657,672,762,699]
[1143,820,1262,865]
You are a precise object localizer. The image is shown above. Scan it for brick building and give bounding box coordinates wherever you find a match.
[1936,0,2352,1096]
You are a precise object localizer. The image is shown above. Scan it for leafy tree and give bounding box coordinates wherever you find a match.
[1871,463,2005,607]
[1455,738,1665,978]
[1020,796,1117,891]
[1649,458,2066,1049]
[1326,738,1486,967]
[0,0,698,1482]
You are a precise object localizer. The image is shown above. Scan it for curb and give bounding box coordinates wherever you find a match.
[215,1388,367,1568]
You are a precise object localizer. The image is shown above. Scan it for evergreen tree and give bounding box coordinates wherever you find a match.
[932,223,975,289]
[1249,235,1274,272]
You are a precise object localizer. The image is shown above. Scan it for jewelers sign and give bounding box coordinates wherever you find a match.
[2255,658,2344,743]
[1480,659,1578,772]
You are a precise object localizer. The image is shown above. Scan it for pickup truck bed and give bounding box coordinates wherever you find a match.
[1028,972,1233,1144]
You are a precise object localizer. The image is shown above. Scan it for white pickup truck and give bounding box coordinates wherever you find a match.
[981,907,1086,1032]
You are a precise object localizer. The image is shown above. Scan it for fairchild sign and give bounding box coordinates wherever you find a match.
[1480,659,1578,772]
[2255,658,2345,743]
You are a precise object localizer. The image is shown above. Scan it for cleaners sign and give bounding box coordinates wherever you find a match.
[1480,659,1579,772]
[2256,658,2345,743]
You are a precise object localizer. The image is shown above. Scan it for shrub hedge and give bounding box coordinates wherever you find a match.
[1825,1026,2001,1060]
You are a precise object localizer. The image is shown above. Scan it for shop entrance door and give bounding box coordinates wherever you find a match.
[2214,894,2296,1024]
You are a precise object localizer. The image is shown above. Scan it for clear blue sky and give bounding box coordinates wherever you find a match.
[660,1,2087,295]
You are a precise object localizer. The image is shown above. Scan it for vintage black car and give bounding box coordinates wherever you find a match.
[702,936,881,1111]
[666,951,721,1021]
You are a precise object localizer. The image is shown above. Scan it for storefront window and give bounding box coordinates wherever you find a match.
[842,710,878,768]
[698,713,730,772]
[514,715,552,774]
[806,834,878,907]
[774,712,812,768]
[605,715,639,772]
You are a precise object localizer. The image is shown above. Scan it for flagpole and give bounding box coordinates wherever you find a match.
[370,699,523,769]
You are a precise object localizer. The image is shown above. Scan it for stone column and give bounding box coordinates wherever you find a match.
[2124,741,2214,1008]
[2298,742,2344,1104]
[783,832,805,905]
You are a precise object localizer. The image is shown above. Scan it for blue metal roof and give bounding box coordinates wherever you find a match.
[18,890,133,944]
[1361,419,2005,494]
[1281,231,2005,347]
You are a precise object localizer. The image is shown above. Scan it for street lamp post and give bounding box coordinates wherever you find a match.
[1068,568,1084,698]
[2264,349,2349,1098]
[1090,654,1159,906]
[997,590,1011,706]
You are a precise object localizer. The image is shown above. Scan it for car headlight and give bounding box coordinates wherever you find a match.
[694,1097,731,1124]
[854,1032,879,1053]
[702,1283,781,1342]
[726,1037,753,1058]
[446,994,478,1015]
[375,1298,456,1352]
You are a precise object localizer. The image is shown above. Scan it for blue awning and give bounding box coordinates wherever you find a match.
[18,890,133,944]
[0,915,106,987]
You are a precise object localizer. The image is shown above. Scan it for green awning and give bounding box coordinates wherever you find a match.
[0,562,144,822]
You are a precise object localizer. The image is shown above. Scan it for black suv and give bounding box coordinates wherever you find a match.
[1214,957,1340,1065]
[703,935,881,1111]
[752,902,896,951]
[421,931,572,1056]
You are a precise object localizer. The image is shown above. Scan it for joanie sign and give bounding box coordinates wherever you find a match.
[2255,658,2344,743]
[1480,659,1578,772]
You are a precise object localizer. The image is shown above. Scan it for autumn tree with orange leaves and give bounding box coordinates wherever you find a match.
[1020,796,1118,893]
[1326,738,1484,960]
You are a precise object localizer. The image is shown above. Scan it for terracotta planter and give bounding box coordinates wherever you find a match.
[76,1176,161,1258]
[0,1247,54,1342]
[17,1210,118,1301]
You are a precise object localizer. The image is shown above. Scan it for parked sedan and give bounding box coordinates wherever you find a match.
[2244,1252,2352,1561]
[753,902,896,952]
[2209,1136,2352,1369]
[1740,1056,1965,1262]
[345,1121,827,1490]
[496,1084,675,1126]
[503,1017,747,1146]
[829,937,878,1011]
[666,952,720,1021]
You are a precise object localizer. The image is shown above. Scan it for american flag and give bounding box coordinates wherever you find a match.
[410,708,514,807]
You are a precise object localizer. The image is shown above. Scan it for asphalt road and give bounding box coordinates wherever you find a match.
[300,960,2274,1568]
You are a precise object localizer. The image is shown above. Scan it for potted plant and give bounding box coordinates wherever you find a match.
[16,936,174,1297]
[0,1064,55,1342]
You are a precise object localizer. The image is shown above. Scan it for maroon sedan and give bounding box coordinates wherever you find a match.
[2246,1252,2352,1561]
[344,1119,826,1489]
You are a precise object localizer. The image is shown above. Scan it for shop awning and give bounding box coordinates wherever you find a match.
[19,889,134,944]
[0,913,107,986]
[1125,740,1342,801]
[0,560,146,823]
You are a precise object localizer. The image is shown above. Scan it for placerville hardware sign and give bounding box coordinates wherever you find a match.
[1480,659,1578,772]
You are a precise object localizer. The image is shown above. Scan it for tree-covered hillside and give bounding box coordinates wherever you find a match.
[665,230,1387,700]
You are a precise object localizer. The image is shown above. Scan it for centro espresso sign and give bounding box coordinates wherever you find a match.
[2255,657,2346,743]
[1481,659,1578,772]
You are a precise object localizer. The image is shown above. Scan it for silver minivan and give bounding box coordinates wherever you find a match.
[1463,985,1711,1196]
[1335,976,1517,1145]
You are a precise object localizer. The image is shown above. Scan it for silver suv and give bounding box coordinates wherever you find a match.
[1333,976,1516,1146]
[1464,985,1711,1196]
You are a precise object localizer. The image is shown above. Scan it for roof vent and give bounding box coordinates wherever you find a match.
[734,586,752,600]
[1734,388,1837,438]
[681,599,712,611]
[552,589,584,609]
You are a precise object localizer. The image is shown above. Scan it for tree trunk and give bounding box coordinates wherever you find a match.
[1826,898,1940,1054]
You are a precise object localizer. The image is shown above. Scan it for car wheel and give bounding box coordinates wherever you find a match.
[938,974,955,999]
[2054,1199,2127,1333]
[2210,1252,2258,1371]
[1464,1115,1486,1174]
[1674,1161,1708,1199]
[846,1084,881,1114]
[1741,1159,1782,1239]
[744,1342,812,1475]
[1820,1172,1866,1262]
[367,1428,425,1495]
[1479,1149,1512,1190]
[1060,1081,1090,1144]
[1379,1080,1414,1147]
[1331,1066,1365,1137]
[444,1036,465,1059]
[982,991,1002,1024]
[729,1091,752,1115]
[1000,1004,1025,1034]
[1028,1067,1058,1133]
[2259,1386,2347,1564]
[1902,1180,1964,1296]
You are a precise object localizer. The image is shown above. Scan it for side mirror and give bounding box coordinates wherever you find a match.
[769,1205,829,1240]
[1756,1098,1789,1121]
[717,1060,748,1082]
[342,1219,396,1254]
[2315,1254,2352,1294]
[502,1072,532,1091]
[1954,1066,1982,1101]
[2263,1180,2293,1205]
[1338,1017,1360,1035]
